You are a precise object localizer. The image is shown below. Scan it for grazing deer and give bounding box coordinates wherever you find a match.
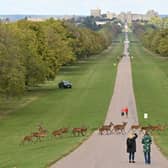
[21,135,33,144]
[32,132,47,141]
[52,129,62,137]
[38,125,48,133]
[72,127,87,136]
[52,128,69,138]
[60,128,69,134]
[99,122,114,135]
[148,125,165,132]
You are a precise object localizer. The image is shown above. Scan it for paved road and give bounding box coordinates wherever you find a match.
[50,33,168,168]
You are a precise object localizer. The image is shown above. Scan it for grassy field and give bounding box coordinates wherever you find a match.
[129,33,168,156]
[0,35,123,168]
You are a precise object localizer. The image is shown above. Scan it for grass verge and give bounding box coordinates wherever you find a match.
[129,33,168,157]
[0,35,123,168]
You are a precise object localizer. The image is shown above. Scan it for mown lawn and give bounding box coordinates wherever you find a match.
[129,33,168,157]
[0,35,123,168]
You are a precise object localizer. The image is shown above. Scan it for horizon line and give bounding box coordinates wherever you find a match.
[0,13,168,15]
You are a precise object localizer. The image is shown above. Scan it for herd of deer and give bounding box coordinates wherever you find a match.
[99,122,127,135]
[99,122,168,135]
[21,125,87,144]
[22,123,168,144]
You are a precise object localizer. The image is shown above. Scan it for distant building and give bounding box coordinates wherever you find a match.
[90,8,101,17]
[27,17,46,22]
[146,10,159,19]
[117,12,126,22]
[117,10,159,23]
[91,8,159,23]
[132,14,143,21]
[126,12,132,23]
[26,16,59,22]
[106,11,116,19]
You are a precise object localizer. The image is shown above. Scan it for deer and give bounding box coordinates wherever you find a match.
[21,135,34,144]
[72,127,87,136]
[140,126,151,132]
[99,122,114,135]
[38,124,48,133]
[60,128,69,134]
[32,131,47,141]
[52,129,63,137]
[147,125,165,132]
[131,124,141,130]
[113,122,127,134]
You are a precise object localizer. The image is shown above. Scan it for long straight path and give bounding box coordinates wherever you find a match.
[50,32,168,168]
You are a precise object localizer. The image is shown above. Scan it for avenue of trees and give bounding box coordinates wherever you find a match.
[0,19,121,97]
[149,17,168,29]
[132,21,168,57]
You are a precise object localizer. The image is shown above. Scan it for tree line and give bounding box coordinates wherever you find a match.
[0,19,121,97]
[132,21,168,57]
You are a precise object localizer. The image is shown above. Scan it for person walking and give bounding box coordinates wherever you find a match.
[126,132,138,163]
[121,108,125,117]
[124,106,128,117]
[142,131,152,164]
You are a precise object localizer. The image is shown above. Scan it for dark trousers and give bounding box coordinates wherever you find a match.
[129,152,135,161]
[144,152,151,164]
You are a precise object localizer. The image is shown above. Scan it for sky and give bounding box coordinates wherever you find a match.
[0,0,167,15]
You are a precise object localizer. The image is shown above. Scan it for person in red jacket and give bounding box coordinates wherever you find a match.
[125,106,128,117]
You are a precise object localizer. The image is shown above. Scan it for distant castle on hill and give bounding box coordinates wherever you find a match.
[90,8,159,22]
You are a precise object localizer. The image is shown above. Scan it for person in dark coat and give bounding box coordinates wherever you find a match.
[126,132,138,163]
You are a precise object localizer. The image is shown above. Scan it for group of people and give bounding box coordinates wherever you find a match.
[121,106,152,164]
[126,130,152,164]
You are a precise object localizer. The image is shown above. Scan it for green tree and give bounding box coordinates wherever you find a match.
[0,24,25,96]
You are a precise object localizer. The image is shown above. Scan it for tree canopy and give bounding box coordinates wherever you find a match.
[132,21,168,57]
[0,19,121,97]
